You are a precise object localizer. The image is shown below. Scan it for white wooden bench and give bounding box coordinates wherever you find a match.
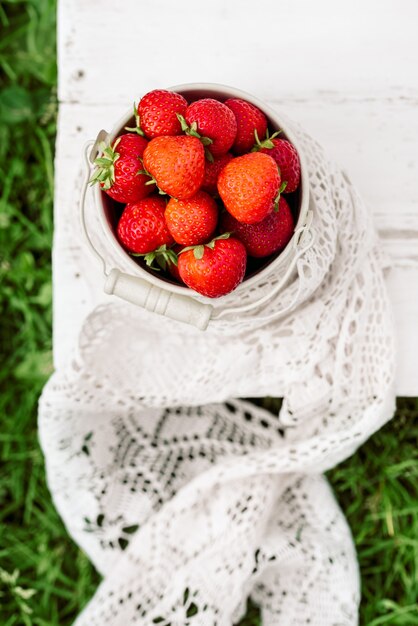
[55,0,418,394]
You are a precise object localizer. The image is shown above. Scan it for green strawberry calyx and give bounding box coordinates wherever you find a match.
[273,181,288,211]
[124,102,145,136]
[89,138,122,190]
[176,114,214,163]
[131,244,178,271]
[251,128,282,152]
[137,162,165,195]
[179,232,231,260]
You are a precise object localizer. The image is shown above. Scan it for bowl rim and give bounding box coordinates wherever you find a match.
[93,82,310,299]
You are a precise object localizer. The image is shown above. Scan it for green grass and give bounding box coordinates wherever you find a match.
[0,1,417,624]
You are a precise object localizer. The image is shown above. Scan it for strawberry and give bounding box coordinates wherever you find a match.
[136,89,188,139]
[178,235,247,298]
[202,153,234,195]
[256,137,301,193]
[143,135,205,200]
[224,98,267,155]
[165,191,218,245]
[90,137,153,204]
[217,152,281,224]
[183,99,237,158]
[114,132,149,158]
[117,196,173,254]
[221,196,294,258]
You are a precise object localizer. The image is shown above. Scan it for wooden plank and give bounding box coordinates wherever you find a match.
[53,103,418,394]
[387,268,418,396]
[58,0,418,105]
[274,97,418,233]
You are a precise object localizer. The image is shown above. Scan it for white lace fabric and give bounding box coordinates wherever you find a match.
[39,119,396,625]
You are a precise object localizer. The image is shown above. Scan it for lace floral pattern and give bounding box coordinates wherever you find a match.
[39,119,395,625]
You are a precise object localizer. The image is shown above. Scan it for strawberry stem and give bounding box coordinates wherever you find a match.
[251,128,282,152]
[89,141,120,190]
[273,181,287,211]
[124,102,145,136]
[137,163,163,193]
[211,232,231,242]
[176,113,213,158]
[204,148,214,163]
[178,232,231,258]
[131,244,178,271]
[193,245,204,260]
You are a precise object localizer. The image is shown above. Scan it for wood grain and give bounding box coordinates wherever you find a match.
[55,0,418,394]
[58,0,418,104]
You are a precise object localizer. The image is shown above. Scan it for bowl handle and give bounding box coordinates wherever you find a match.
[81,136,213,330]
[104,269,212,330]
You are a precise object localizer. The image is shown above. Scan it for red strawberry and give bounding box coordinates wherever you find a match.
[143,136,205,200]
[90,137,153,204]
[178,236,247,298]
[225,98,267,155]
[137,89,188,139]
[221,196,294,258]
[257,138,301,193]
[202,153,234,195]
[117,196,173,254]
[165,191,218,245]
[217,152,281,224]
[184,99,237,157]
[115,133,149,158]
